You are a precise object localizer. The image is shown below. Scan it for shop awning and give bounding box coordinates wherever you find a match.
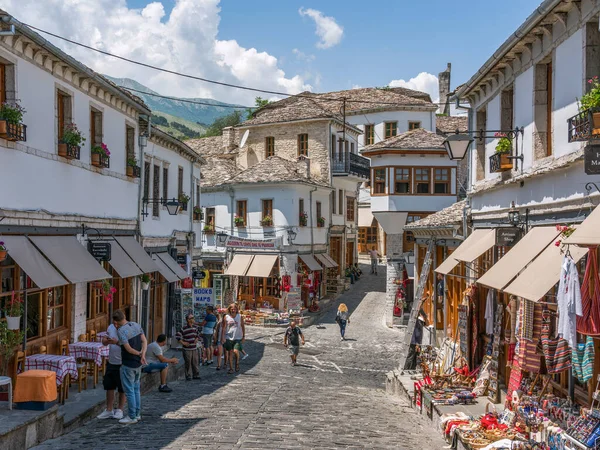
[358,207,375,227]
[151,254,180,283]
[114,237,158,274]
[477,227,561,290]
[1,236,68,289]
[435,229,491,275]
[29,236,111,284]
[564,205,600,246]
[454,229,496,263]
[372,212,408,234]
[97,239,143,279]
[224,254,254,276]
[299,254,323,272]
[156,252,188,279]
[503,240,588,302]
[315,253,336,268]
[245,255,278,278]
[323,254,339,267]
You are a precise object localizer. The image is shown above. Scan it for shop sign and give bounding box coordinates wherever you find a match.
[177,254,187,264]
[584,145,600,175]
[225,237,277,249]
[495,227,522,247]
[194,288,214,306]
[88,241,111,261]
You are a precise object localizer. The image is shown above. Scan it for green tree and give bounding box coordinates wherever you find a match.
[201,110,244,137]
[246,97,270,119]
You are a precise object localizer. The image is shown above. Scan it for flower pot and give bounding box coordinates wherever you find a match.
[6,316,20,330]
[0,250,6,262]
[141,281,150,291]
[58,143,68,157]
[0,120,24,141]
[593,112,600,136]
[126,166,134,177]
[489,152,513,173]
[91,153,101,166]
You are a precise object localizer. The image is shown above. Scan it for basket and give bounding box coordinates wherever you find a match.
[485,402,497,415]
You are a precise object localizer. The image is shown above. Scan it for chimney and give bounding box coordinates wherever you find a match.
[438,63,451,115]
[298,155,310,179]
[222,126,236,152]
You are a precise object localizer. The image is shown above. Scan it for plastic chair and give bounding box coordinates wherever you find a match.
[0,377,12,410]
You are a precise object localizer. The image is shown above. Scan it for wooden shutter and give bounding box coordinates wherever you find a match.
[163,167,169,200]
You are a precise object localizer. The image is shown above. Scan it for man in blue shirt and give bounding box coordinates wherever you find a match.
[201,306,217,365]
[114,309,147,425]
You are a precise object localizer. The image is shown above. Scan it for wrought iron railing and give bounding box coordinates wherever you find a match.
[132,165,141,178]
[489,152,512,173]
[331,152,370,178]
[0,121,27,142]
[568,107,600,143]
[99,154,110,168]
[66,144,80,160]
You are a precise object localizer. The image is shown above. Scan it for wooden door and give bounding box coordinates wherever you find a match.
[346,241,355,267]
[329,237,342,275]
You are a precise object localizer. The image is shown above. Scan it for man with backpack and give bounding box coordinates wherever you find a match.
[283,321,305,366]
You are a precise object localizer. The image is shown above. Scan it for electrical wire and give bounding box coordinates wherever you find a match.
[119,86,252,109]
[23,22,469,108]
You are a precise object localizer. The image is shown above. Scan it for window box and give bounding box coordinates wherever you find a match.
[0,120,26,142]
[260,217,273,227]
[203,224,215,234]
[126,165,141,178]
[317,217,325,228]
[489,152,512,173]
[234,216,245,227]
[193,207,203,221]
[91,153,110,168]
[299,212,308,227]
[58,143,80,160]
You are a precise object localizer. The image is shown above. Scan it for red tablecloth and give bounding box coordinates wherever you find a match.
[69,342,109,367]
[25,355,78,386]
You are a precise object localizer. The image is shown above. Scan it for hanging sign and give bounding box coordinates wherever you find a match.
[88,241,111,261]
[225,237,277,249]
[584,145,600,175]
[193,287,214,321]
[177,254,187,264]
[496,227,522,247]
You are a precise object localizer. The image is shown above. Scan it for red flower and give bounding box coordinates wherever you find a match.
[555,240,561,247]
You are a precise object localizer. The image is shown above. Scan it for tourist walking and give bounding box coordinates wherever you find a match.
[97,318,126,420]
[114,309,147,425]
[201,306,217,365]
[336,303,351,340]
[283,321,305,366]
[222,303,245,374]
[368,247,379,275]
[403,308,428,371]
[176,314,201,381]
[214,313,226,370]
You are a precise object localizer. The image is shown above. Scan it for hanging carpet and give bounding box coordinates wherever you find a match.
[577,248,600,336]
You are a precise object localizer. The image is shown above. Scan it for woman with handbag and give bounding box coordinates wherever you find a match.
[336,303,350,341]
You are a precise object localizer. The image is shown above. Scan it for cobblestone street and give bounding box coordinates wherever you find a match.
[34,268,444,450]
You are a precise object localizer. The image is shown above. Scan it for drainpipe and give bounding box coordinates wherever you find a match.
[188,158,195,276]
[228,185,235,264]
[309,186,318,254]
[136,120,149,325]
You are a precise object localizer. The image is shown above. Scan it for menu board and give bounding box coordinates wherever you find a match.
[286,287,302,312]
[458,305,470,366]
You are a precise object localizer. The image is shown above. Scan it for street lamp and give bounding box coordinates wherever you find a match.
[141,198,180,220]
[507,201,529,230]
[287,228,297,244]
[217,232,228,245]
[443,132,473,161]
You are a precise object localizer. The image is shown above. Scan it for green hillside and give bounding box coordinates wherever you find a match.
[151,112,206,140]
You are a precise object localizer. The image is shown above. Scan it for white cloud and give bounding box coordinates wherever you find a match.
[298,8,343,49]
[292,48,315,62]
[389,72,440,103]
[3,0,311,105]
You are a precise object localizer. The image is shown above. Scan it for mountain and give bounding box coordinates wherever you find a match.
[104,76,247,127]
[151,111,207,141]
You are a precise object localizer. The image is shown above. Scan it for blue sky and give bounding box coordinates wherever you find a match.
[126,0,542,95]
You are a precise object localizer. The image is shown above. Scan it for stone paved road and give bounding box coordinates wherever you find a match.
[35,268,445,449]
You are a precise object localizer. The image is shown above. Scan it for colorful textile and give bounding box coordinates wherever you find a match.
[68,342,109,367]
[577,248,600,336]
[506,366,523,401]
[515,301,542,373]
[572,336,595,383]
[522,298,535,340]
[557,255,583,348]
[25,354,78,386]
[540,324,572,374]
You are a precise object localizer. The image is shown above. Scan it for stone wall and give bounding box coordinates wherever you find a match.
[384,233,403,327]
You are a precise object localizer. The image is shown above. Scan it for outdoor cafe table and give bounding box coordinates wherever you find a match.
[68,342,109,367]
[25,354,78,386]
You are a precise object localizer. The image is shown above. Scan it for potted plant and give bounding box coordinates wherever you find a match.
[0,321,21,377]
[261,215,273,227]
[0,101,26,141]
[193,206,202,221]
[317,216,326,227]
[234,215,245,227]
[102,279,117,303]
[580,76,600,134]
[489,133,513,173]
[126,156,138,177]
[0,241,6,262]
[179,193,190,211]
[91,143,110,167]
[299,211,308,227]
[4,292,23,330]
[58,123,85,159]
[140,274,150,291]
[203,223,215,234]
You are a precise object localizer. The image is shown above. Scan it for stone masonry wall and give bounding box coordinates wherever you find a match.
[384,233,404,327]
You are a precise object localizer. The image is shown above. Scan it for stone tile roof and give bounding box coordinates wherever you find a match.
[201,156,239,188]
[405,200,467,230]
[222,156,328,187]
[361,128,446,153]
[436,116,468,135]
[187,136,225,157]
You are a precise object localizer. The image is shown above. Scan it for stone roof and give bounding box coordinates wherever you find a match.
[201,156,239,188]
[405,200,467,230]
[436,116,468,135]
[222,156,328,187]
[187,136,225,157]
[361,128,446,153]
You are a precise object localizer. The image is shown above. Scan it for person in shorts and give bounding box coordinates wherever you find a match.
[97,318,126,420]
[142,334,178,392]
[283,321,305,366]
[222,303,245,374]
[201,306,217,366]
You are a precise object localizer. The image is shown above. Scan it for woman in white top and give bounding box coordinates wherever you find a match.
[336,303,350,341]
[221,303,245,374]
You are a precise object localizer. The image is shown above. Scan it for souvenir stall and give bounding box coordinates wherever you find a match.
[315,253,339,299]
[297,254,323,309]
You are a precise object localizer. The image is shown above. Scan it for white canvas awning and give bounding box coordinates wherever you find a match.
[358,207,375,227]
[98,239,143,279]
[114,237,158,274]
[224,255,254,276]
[315,253,336,268]
[246,255,278,278]
[372,212,408,234]
[564,205,600,246]
[156,252,188,279]
[435,229,491,275]
[299,254,323,272]
[151,254,179,283]
[454,229,496,263]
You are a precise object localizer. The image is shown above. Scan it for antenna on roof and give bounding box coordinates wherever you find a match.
[239,130,249,148]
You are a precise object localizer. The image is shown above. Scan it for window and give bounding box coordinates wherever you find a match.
[236,200,247,226]
[152,164,160,217]
[262,199,273,220]
[394,168,411,194]
[408,121,421,130]
[331,134,336,158]
[143,161,150,200]
[384,122,397,139]
[265,136,275,158]
[346,197,355,222]
[415,168,430,194]
[47,286,66,331]
[178,166,184,199]
[298,133,308,157]
[316,201,322,226]
[299,198,305,224]
[434,168,450,194]
[404,214,428,252]
[339,189,344,213]
[0,63,5,104]
[373,168,386,194]
[162,167,168,201]
[331,191,336,215]
[57,90,72,142]
[206,207,215,228]
[365,124,375,146]
[351,142,355,154]
[90,108,103,148]
[126,125,135,161]
[196,184,200,208]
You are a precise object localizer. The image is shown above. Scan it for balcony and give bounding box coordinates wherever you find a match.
[489,152,512,173]
[0,121,26,142]
[331,152,370,179]
[567,107,600,143]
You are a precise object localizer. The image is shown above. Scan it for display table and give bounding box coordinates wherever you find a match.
[14,370,57,403]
